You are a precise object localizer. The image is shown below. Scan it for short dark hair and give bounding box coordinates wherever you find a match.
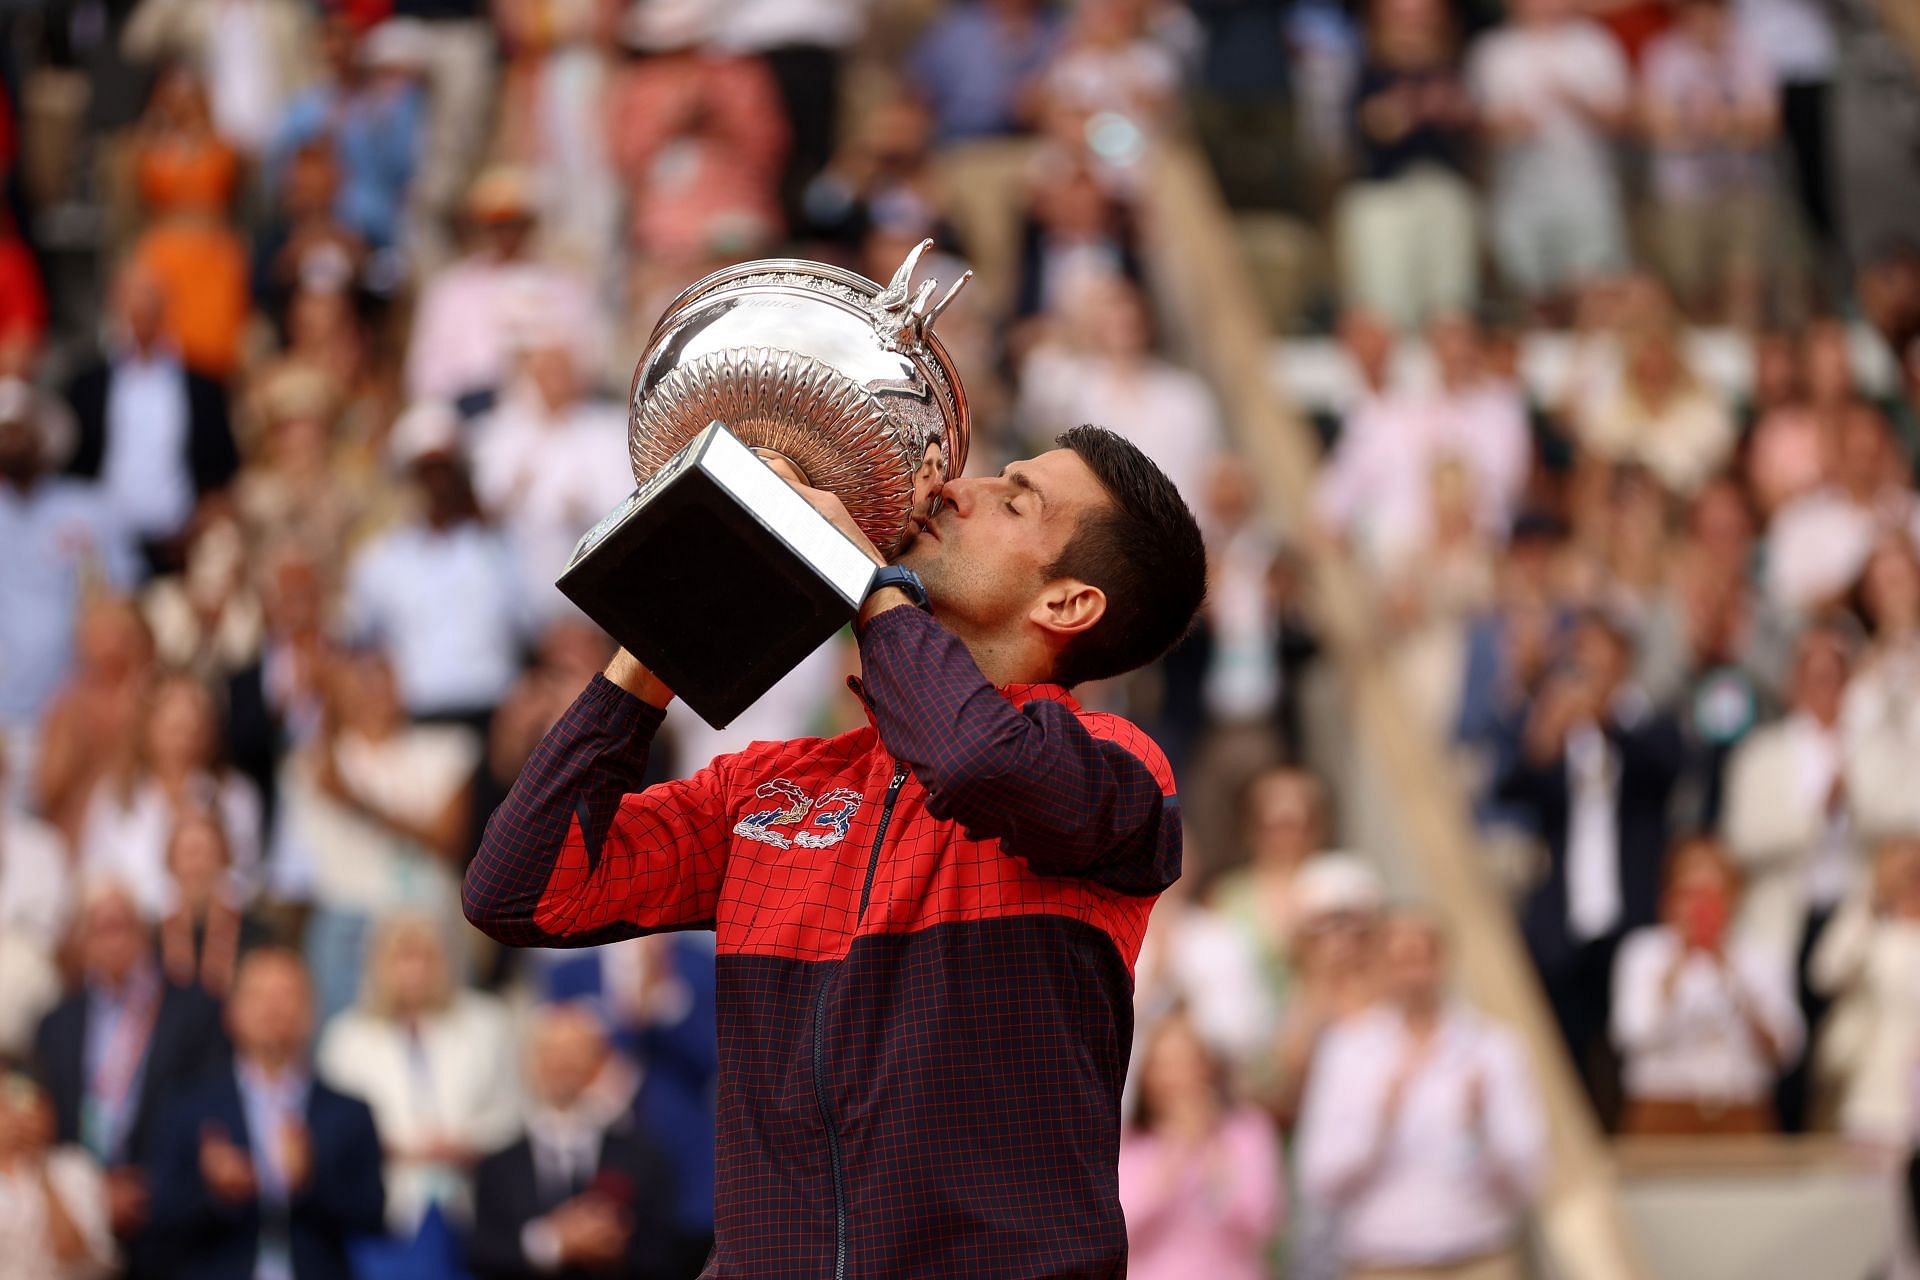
[1045,426,1207,687]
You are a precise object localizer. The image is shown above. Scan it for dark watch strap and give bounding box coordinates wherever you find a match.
[866,565,930,609]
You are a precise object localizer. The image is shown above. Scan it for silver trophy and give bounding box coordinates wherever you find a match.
[558,240,973,728]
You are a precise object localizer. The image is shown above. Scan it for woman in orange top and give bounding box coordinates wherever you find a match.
[129,67,250,379]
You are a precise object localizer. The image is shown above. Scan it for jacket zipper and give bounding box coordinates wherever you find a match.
[811,760,910,1280]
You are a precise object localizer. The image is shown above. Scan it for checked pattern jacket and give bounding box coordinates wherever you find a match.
[464,604,1183,1279]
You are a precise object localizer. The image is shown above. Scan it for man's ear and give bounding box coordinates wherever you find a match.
[1028,579,1106,640]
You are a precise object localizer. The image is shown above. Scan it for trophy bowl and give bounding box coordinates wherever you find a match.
[628,239,972,558]
[558,240,972,728]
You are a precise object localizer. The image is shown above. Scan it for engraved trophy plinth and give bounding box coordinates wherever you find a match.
[558,240,972,728]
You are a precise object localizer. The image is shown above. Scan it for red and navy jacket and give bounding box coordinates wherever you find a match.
[464,604,1182,1279]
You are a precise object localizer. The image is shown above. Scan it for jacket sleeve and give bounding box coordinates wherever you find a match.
[464,675,733,946]
[856,606,1179,896]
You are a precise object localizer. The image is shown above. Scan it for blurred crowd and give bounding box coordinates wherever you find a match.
[0,0,1917,1276]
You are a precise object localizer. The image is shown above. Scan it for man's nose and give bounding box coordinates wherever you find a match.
[934,476,972,517]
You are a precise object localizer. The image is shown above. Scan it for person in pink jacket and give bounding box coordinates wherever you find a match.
[1119,1012,1285,1280]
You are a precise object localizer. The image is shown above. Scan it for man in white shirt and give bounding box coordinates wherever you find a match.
[1298,912,1547,1280]
[1467,0,1632,301]
[1611,838,1803,1132]
[470,335,632,624]
[1723,624,1860,964]
[1766,404,1920,615]
[1314,311,1531,577]
[344,407,529,722]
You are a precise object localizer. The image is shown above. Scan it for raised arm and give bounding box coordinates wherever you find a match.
[856,605,1179,895]
[463,657,733,946]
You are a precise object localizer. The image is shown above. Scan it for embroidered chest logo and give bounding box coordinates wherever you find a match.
[733,780,866,850]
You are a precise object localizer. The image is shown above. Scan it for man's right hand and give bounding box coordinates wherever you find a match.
[199,1125,257,1204]
[605,649,674,710]
[549,1196,632,1266]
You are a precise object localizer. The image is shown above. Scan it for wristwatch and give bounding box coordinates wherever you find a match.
[865,565,929,610]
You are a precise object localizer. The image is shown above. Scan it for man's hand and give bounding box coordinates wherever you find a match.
[281,1117,313,1193]
[549,1196,631,1266]
[200,1125,257,1205]
[754,452,884,566]
[104,1167,149,1234]
[605,649,674,709]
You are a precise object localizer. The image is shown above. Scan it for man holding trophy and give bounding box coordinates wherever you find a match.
[465,242,1207,1277]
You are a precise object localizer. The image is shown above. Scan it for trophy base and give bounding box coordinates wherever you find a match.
[557,422,879,729]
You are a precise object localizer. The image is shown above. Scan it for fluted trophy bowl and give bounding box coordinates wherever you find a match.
[629,239,972,557]
[558,240,972,728]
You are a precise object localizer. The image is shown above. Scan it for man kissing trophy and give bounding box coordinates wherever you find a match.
[558,239,971,728]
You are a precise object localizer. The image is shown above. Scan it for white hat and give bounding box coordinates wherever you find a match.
[1292,852,1386,922]
[387,401,462,468]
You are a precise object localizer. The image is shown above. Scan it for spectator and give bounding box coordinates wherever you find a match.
[1573,319,1737,499]
[1130,885,1271,1086]
[123,67,251,380]
[317,913,517,1272]
[1811,837,1920,1145]
[249,140,369,336]
[1255,852,1386,1123]
[1768,406,1920,614]
[1840,538,1920,838]
[344,407,527,724]
[223,548,335,843]
[1733,0,1835,253]
[1186,0,1292,210]
[1612,837,1804,1133]
[276,647,477,1018]
[470,327,631,622]
[0,1065,117,1279]
[32,598,156,844]
[799,89,954,252]
[1315,311,1532,576]
[140,514,270,686]
[120,0,317,155]
[269,17,426,256]
[538,932,719,1262]
[1467,0,1631,307]
[1117,1013,1283,1280]
[404,168,604,409]
[1336,0,1479,331]
[1495,612,1685,1111]
[233,374,384,573]
[33,880,226,1278]
[605,0,789,264]
[1297,912,1547,1280]
[77,672,264,921]
[147,947,385,1280]
[719,0,870,228]
[380,0,499,267]
[1210,766,1331,1017]
[1829,0,1920,273]
[1011,160,1140,325]
[1722,624,1861,969]
[1639,0,1780,325]
[1040,0,1180,127]
[906,0,1063,143]
[61,261,239,570]
[467,1003,687,1280]
[1015,276,1223,504]
[156,811,275,999]
[0,380,138,767]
